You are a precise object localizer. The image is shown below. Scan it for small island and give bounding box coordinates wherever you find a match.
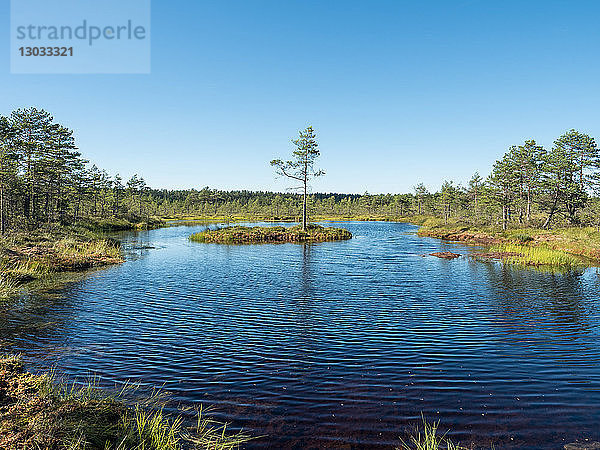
[189,127,352,245]
[190,224,352,244]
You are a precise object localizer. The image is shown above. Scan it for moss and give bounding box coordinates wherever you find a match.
[190,224,352,244]
[0,355,252,450]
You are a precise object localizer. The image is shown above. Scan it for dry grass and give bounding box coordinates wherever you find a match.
[0,230,124,298]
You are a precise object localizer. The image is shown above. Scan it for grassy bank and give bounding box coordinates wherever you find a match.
[0,217,167,298]
[0,226,123,298]
[189,224,352,244]
[416,217,600,268]
[0,355,251,449]
[82,216,166,232]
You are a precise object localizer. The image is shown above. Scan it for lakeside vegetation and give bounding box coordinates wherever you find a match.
[398,416,464,450]
[0,355,252,449]
[0,224,128,298]
[417,217,599,268]
[190,224,352,244]
[3,107,600,239]
[1,108,599,446]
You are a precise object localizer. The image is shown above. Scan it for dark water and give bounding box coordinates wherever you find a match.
[2,222,600,449]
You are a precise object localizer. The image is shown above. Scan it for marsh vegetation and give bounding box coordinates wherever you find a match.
[0,355,252,450]
[189,224,352,244]
[0,226,123,298]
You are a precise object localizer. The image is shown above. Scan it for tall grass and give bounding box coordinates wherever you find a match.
[489,243,584,268]
[1,355,253,449]
[0,234,124,299]
[53,238,122,260]
[399,416,465,450]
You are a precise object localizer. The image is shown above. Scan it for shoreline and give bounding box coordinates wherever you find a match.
[0,217,165,298]
[6,215,600,298]
[416,218,600,268]
[0,355,252,449]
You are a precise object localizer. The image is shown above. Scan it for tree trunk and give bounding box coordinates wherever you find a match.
[302,182,307,231]
[543,189,560,229]
[526,187,531,223]
[0,185,4,234]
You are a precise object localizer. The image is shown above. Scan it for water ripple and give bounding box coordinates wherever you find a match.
[1,222,600,449]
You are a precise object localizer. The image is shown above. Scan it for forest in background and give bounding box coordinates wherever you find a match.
[2,107,600,232]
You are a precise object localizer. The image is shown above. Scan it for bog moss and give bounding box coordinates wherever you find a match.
[189,224,352,244]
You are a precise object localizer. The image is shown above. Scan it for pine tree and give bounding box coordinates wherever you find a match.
[271,126,324,230]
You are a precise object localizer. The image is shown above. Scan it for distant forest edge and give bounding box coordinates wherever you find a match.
[2,107,600,233]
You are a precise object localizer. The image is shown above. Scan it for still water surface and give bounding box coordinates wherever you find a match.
[1,222,600,449]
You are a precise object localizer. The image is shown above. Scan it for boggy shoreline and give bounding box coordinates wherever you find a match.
[417,219,600,268]
[0,217,169,297]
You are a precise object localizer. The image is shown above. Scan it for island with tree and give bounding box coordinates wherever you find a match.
[189,126,352,244]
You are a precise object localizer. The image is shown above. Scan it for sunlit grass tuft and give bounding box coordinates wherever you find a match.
[489,243,584,268]
[398,415,465,450]
[53,238,122,261]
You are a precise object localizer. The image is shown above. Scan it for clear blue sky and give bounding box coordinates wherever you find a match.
[2,0,600,194]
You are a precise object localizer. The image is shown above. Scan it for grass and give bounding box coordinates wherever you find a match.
[189,224,352,244]
[82,216,166,232]
[398,415,465,450]
[0,226,125,299]
[485,243,585,268]
[0,355,253,450]
[416,216,600,269]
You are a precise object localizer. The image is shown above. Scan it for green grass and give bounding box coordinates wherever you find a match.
[0,355,253,450]
[81,216,166,231]
[190,224,352,244]
[0,227,125,299]
[487,243,584,268]
[416,217,600,268]
[398,416,465,450]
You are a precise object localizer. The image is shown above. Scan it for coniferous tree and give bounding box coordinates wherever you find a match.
[271,126,324,230]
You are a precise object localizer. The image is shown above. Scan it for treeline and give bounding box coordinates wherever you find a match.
[428,129,600,229]
[1,107,599,232]
[129,129,600,230]
[0,108,157,232]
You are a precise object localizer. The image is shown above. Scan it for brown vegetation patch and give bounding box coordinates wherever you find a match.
[418,229,502,245]
[429,252,461,259]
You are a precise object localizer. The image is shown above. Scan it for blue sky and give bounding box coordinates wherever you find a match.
[2,0,600,193]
